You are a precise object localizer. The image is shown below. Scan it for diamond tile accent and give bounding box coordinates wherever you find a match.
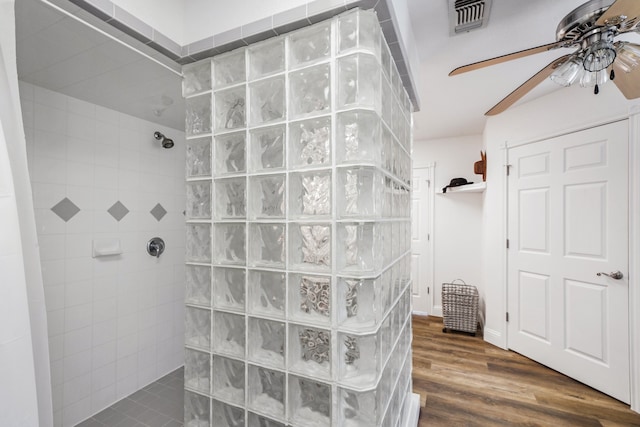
[107,201,130,222]
[51,197,80,222]
[150,203,167,221]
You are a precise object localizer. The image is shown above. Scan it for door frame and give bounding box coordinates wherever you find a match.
[502,113,640,412]
[411,164,435,316]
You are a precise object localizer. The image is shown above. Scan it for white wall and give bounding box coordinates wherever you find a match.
[19,82,186,427]
[481,83,638,347]
[0,0,52,425]
[413,135,484,314]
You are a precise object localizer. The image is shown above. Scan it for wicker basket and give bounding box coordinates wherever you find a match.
[442,280,479,335]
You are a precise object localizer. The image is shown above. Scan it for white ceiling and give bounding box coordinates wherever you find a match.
[16,0,185,130]
[16,0,640,140]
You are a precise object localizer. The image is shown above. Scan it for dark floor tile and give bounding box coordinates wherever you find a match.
[93,408,118,422]
[162,420,182,427]
[113,416,139,427]
[120,400,148,418]
[76,418,104,427]
[101,411,128,427]
[135,408,171,426]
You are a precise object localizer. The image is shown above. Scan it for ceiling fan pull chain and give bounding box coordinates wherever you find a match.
[594,84,600,95]
[610,69,615,81]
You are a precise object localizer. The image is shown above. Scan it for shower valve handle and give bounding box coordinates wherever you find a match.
[147,237,165,258]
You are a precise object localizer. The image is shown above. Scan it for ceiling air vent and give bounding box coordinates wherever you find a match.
[449,0,493,35]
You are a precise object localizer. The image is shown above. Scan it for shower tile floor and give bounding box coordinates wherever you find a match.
[76,367,184,427]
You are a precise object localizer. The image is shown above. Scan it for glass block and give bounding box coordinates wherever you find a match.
[288,273,331,325]
[338,12,357,53]
[381,36,392,79]
[186,265,211,307]
[358,10,381,56]
[288,324,331,378]
[248,317,285,369]
[250,125,285,172]
[248,413,285,427]
[337,222,381,274]
[289,64,330,118]
[213,49,246,88]
[380,315,392,361]
[214,87,246,131]
[248,365,285,420]
[183,60,212,97]
[186,224,211,263]
[289,22,331,68]
[212,267,245,311]
[382,127,393,174]
[249,38,285,80]
[288,375,331,426]
[338,332,379,388]
[212,355,245,405]
[248,223,285,268]
[289,170,331,219]
[185,348,210,393]
[383,176,393,218]
[213,223,246,265]
[289,116,331,168]
[186,181,211,219]
[213,311,245,358]
[339,388,379,427]
[289,224,331,272]
[382,222,392,266]
[214,177,246,219]
[185,390,210,427]
[185,306,210,350]
[186,93,212,137]
[249,174,285,219]
[186,137,212,178]
[250,77,285,125]
[381,78,392,127]
[214,132,246,175]
[337,277,380,330]
[337,53,380,111]
[211,399,245,427]
[337,167,383,218]
[336,110,381,166]
[247,270,285,318]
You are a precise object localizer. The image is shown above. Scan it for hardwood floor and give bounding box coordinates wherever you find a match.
[411,315,640,426]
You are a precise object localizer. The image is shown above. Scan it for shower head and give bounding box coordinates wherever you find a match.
[154,131,174,149]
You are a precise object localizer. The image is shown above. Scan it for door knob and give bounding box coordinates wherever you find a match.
[597,271,623,280]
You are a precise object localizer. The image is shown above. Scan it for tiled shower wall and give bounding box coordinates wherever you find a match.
[19,82,186,427]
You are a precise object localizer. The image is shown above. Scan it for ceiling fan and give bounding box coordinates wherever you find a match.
[449,0,640,115]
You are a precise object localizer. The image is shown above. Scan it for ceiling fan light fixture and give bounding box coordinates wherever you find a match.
[616,42,640,72]
[550,57,584,86]
[583,39,617,72]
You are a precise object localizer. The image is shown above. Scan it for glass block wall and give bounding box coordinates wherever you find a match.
[181,8,413,427]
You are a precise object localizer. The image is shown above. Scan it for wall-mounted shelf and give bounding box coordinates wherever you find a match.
[437,182,486,194]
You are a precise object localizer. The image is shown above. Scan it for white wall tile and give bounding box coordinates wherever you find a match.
[94,166,118,190]
[34,103,67,134]
[44,285,65,312]
[41,259,66,287]
[115,376,137,400]
[52,385,63,411]
[67,113,95,141]
[64,302,92,332]
[35,208,66,235]
[91,384,116,414]
[95,105,118,124]
[64,258,92,282]
[64,279,93,310]
[92,276,117,301]
[49,334,64,361]
[93,297,116,323]
[66,138,94,164]
[63,349,92,381]
[92,212,119,234]
[92,254,119,279]
[32,182,66,209]
[50,359,63,387]
[117,312,137,337]
[91,362,116,393]
[63,326,92,356]
[92,319,117,347]
[34,129,67,160]
[92,340,116,369]
[116,333,138,359]
[116,353,137,380]
[62,396,91,427]
[95,120,119,146]
[94,143,119,168]
[65,233,92,259]
[68,97,96,118]
[66,185,94,211]
[63,373,92,407]
[47,309,65,336]
[118,147,140,171]
[32,155,66,184]
[66,161,95,186]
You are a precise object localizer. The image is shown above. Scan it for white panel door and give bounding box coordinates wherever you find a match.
[411,167,432,314]
[507,121,630,403]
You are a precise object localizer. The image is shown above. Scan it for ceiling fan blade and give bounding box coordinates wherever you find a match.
[449,42,564,76]
[596,0,640,31]
[612,62,640,99]
[485,55,571,116]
